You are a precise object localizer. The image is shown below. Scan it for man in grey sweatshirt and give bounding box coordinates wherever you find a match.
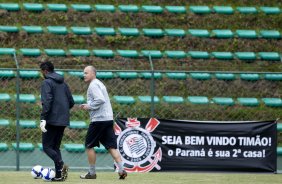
[79,66,127,180]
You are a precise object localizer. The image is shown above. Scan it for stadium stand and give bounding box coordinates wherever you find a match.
[0,1,281,171]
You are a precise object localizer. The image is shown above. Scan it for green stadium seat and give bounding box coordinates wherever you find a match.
[113,96,135,105]
[237,97,259,106]
[0,3,20,11]
[37,143,43,151]
[68,71,83,78]
[117,50,139,58]
[215,73,236,80]
[258,52,280,61]
[240,73,260,81]
[19,120,37,128]
[20,48,41,56]
[236,30,258,39]
[211,29,234,38]
[118,28,140,36]
[23,3,44,12]
[0,119,9,126]
[69,121,87,129]
[189,6,211,14]
[141,5,163,13]
[187,96,209,105]
[165,51,186,58]
[277,124,282,132]
[44,49,66,56]
[260,7,281,14]
[141,50,163,58]
[262,98,282,107]
[278,147,282,155]
[213,6,234,14]
[96,72,114,79]
[140,72,162,79]
[165,6,186,13]
[264,74,282,81]
[117,72,138,79]
[212,97,234,106]
[17,94,36,103]
[118,5,139,13]
[22,26,43,33]
[95,145,108,153]
[47,26,68,35]
[0,26,19,33]
[164,29,186,37]
[64,144,85,152]
[138,96,160,103]
[142,28,164,37]
[71,27,92,35]
[190,73,211,80]
[166,72,187,80]
[69,49,90,57]
[0,143,8,151]
[188,51,210,59]
[71,4,92,12]
[211,52,234,60]
[235,52,257,60]
[12,142,34,151]
[188,29,210,38]
[236,7,257,14]
[94,4,115,12]
[47,4,68,12]
[93,49,114,58]
[19,70,40,78]
[162,96,184,104]
[0,93,11,102]
[95,27,116,36]
[0,48,15,55]
[260,30,281,39]
[72,95,85,104]
[0,70,15,78]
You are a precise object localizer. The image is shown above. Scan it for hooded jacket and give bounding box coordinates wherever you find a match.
[40,72,74,126]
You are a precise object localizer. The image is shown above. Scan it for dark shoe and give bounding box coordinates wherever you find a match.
[52,177,65,182]
[61,164,69,181]
[118,170,127,179]
[80,172,97,179]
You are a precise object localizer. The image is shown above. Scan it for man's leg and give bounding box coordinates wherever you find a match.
[108,148,127,179]
[80,148,97,179]
[53,126,68,181]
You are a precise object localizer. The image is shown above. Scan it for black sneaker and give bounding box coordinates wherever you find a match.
[80,172,97,179]
[118,170,127,179]
[52,177,65,182]
[61,164,69,181]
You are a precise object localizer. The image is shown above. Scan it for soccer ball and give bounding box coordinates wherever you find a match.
[41,168,55,181]
[31,165,43,179]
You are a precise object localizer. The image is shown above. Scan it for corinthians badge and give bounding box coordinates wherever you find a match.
[114,118,162,172]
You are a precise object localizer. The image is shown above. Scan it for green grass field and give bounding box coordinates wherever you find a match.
[1,171,282,184]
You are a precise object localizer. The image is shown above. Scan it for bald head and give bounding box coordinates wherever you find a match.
[83,66,96,83]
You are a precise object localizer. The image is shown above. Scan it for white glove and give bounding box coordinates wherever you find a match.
[40,120,47,133]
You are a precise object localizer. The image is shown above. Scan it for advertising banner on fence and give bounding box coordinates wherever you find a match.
[114,118,277,172]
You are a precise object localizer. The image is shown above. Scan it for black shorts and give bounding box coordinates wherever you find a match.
[85,120,117,149]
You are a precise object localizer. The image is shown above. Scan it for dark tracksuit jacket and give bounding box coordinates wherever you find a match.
[40,72,74,126]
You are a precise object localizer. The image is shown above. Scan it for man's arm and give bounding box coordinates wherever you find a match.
[40,81,53,120]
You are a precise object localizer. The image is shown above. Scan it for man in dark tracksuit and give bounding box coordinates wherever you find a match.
[40,61,74,182]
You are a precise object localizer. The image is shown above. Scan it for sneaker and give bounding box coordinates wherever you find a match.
[80,172,97,179]
[118,170,127,179]
[61,164,69,181]
[52,177,65,182]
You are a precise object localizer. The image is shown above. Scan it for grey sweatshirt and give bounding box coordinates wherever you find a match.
[87,79,113,122]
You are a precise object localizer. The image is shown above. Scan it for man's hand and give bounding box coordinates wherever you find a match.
[40,120,47,133]
[79,104,90,110]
